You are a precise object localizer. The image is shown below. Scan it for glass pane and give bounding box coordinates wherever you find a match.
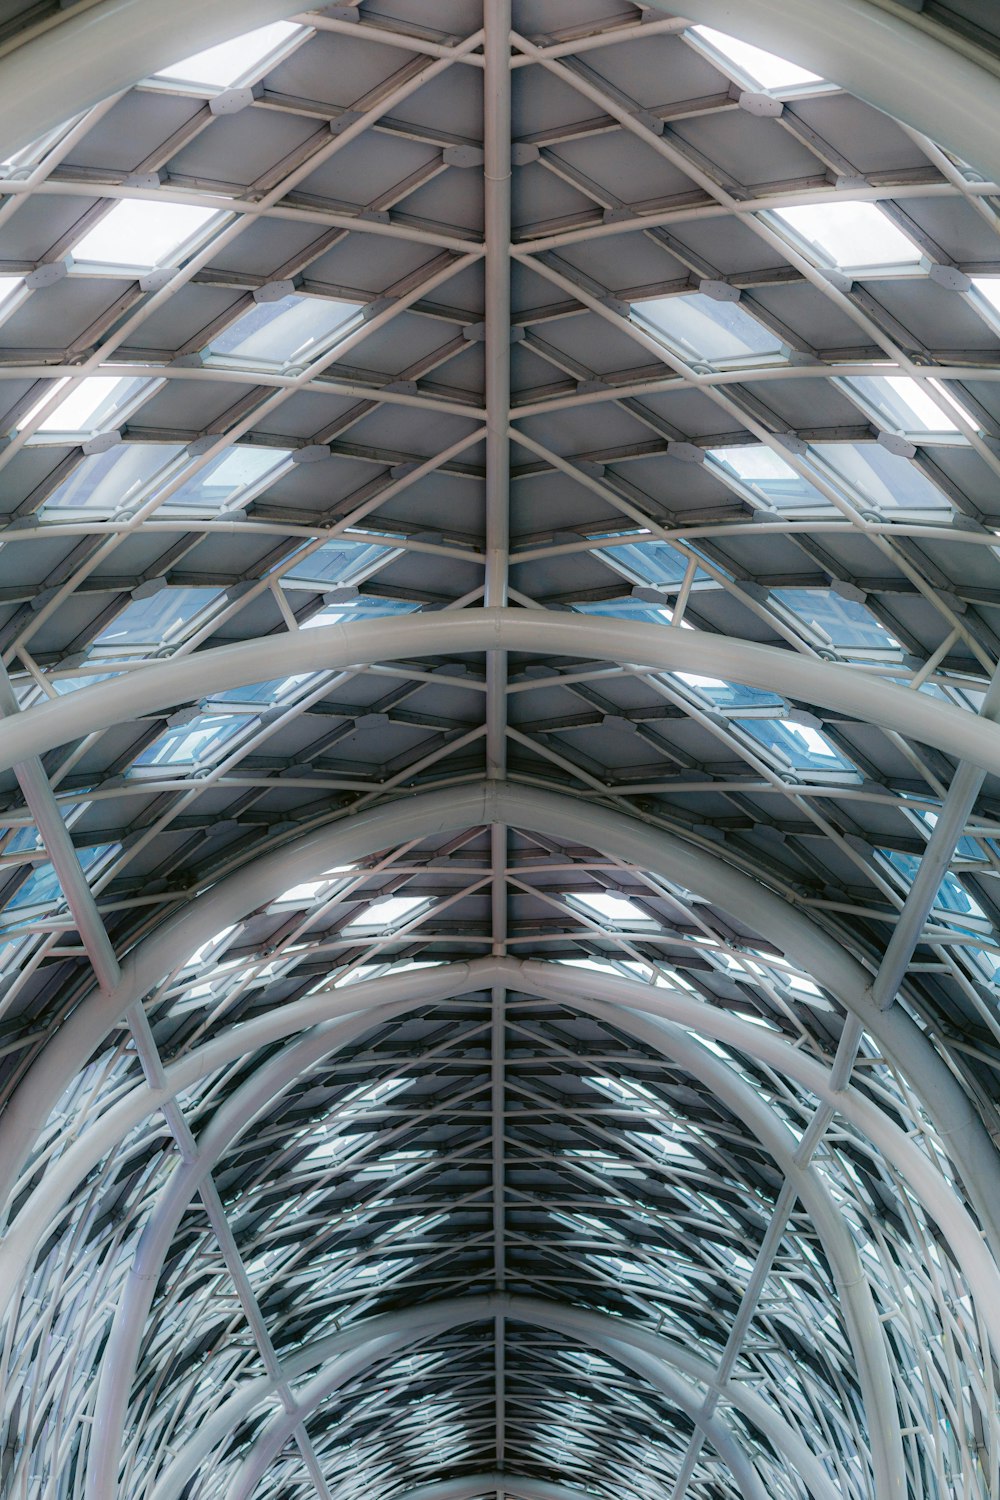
[708,445,827,508]
[772,588,899,650]
[207,294,362,371]
[165,446,291,511]
[637,292,784,366]
[843,376,960,435]
[72,201,221,269]
[93,587,221,648]
[40,443,184,514]
[814,443,951,511]
[690,26,822,89]
[133,713,254,767]
[153,22,303,88]
[738,717,857,773]
[771,202,921,270]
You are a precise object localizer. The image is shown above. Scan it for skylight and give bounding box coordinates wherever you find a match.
[344,896,427,931]
[152,22,304,88]
[39,443,184,516]
[770,202,922,271]
[690,26,822,89]
[570,891,650,924]
[207,293,363,372]
[19,375,153,436]
[72,200,222,270]
[281,538,396,591]
[165,446,292,512]
[842,375,961,436]
[92,588,221,651]
[814,442,951,511]
[636,292,784,368]
[708,445,827,508]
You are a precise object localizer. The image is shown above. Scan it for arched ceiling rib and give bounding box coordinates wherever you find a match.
[3,5,1000,1500]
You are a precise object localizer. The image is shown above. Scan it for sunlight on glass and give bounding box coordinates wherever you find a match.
[72,199,221,269]
[208,293,363,371]
[570,891,650,924]
[772,202,921,270]
[636,291,784,367]
[153,22,303,88]
[19,375,151,434]
[344,895,427,930]
[844,375,960,434]
[691,26,822,89]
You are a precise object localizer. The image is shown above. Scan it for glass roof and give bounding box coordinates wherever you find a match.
[1,7,1000,1500]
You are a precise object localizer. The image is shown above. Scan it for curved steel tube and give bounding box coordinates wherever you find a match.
[3,780,998,1268]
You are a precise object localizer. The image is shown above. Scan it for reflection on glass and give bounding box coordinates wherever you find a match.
[843,375,961,436]
[772,588,899,650]
[814,443,951,511]
[690,26,822,89]
[771,202,921,271]
[207,294,363,372]
[165,446,291,511]
[40,443,184,515]
[93,587,221,650]
[636,292,784,368]
[72,200,222,270]
[708,445,827,508]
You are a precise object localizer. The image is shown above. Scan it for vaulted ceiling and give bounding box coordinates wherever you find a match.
[3,5,1000,1500]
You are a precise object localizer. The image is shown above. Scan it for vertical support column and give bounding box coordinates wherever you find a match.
[483,0,512,1476]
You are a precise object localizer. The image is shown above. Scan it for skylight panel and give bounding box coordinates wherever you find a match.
[152,22,304,88]
[344,896,427,931]
[569,891,650,924]
[972,278,1000,317]
[738,717,858,775]
[93,587,221,651]
[19,375,154,437]
[281,538,395,591]
[71,200,222,270]
[772,588,900,652]
[207,293,363,372]
[708,445,827,508]
[814,442,952,511]
[132,712,253,768]
[843,376,961,436]
[165,446,292,512]
[690,26,822,89]
[302,597,421,630]
[39,443,184,516]
[635,292,784,368]
[770,202,922,271]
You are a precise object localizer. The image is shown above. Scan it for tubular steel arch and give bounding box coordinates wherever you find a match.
[3,780,998,1263]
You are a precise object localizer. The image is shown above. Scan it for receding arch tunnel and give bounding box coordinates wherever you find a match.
[2,6,1000,1500]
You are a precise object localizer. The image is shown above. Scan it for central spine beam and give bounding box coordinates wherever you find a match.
[483,0,512,1476]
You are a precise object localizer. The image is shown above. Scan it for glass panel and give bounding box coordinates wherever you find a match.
[636,292,784,367]
[344,896,427,930]
[21,376,154,437]
[770,202,922,271]
[772,588,900,650]
[152,22,303,88]
[164,446,291,512]
[708,445,827,508]
[675,674,783,710]
[814,443,951,511]
[302,596,420,629]
[738,717,858,773]
[207,294,363,372]
[570,891,650,923]
[842,376,961,436]
[281,538,395,589]
[0,843,116,924]
[132,713,254,767]
[689,26,822,89]
[40,443,184,515]
[92,587,222,649]
[596,538,709,588]
[72,200,222,269]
